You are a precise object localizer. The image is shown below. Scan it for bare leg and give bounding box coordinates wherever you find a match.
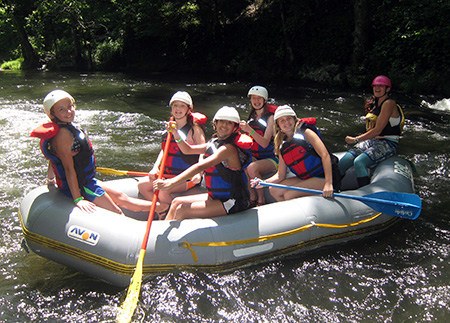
[102,185,151,212]
[247,159,277,205]
[137,177,155,201]
[93,193,123,214]
[165,193,226,221]
[269,177,326,201]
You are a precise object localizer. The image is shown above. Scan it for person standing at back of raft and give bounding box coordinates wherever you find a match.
[338,75,404,187]
[239,86,278,207]
[31,90,152,214]
[154,106,251,220]
[138,91,206,218]
[251,105,341,201]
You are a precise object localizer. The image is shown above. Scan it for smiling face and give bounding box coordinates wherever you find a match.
[51,98,75,123]
[215,119,238,139]
[171,101,190,120]
[276,116,296,134]
[250,95,266,111]
[372,84,390,98]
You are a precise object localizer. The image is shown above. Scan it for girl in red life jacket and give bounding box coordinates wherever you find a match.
[137,91,206,217]
[338,75,404,188]
[153,106,251,221]
[37,90,152,214]
[239,86,278,207]
[251,105,340,201]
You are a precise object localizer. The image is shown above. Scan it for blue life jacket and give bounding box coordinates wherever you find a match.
[203,135,250,201]
[31,122,95,196]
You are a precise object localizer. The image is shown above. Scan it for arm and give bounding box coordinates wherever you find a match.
[346,99,397,144]
[171,126,208,155]
[148,150,163,180]
[52,129,96,211]
[305,129,334,197]
[189,124,206,184]
[155,144,233,191]
[240,116,275,148]
[190,124,206,145]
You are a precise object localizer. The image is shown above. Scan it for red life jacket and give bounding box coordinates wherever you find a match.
[280,123,324,180]
[161,123,200,175]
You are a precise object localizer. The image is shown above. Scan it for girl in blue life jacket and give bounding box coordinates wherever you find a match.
[338,75,404,187]
[137,91,206,218]
[153,106,251,221]
[32,90,151,214]
[239,86,278,207]
[251,105,341,201]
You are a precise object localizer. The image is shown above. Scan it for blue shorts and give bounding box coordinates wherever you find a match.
[60,178,105,202]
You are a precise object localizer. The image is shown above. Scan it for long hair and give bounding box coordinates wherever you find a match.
[176,108,206,140]
[273,116,301,156]
[247,103,267,121]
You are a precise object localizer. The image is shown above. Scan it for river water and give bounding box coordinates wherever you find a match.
[1,71,448,322]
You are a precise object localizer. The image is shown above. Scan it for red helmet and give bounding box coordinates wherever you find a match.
[372,75,391,88]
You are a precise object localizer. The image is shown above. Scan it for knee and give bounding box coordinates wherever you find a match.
[170,197,183,209]
[247,163,257,177]
[137,179,151,191]
[269,187,283,201]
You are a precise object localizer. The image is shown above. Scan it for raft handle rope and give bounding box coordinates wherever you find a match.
[180,212,382,262]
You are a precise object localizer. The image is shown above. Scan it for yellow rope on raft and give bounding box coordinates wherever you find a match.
[181,212,382,262]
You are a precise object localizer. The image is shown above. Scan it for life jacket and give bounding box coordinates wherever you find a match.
[159,112,207,175]
[365,98,405,136]
[30,122,96,196]
[161,123,200,175]
[280,122,324,180]
[247,112,276,159]
[203,135,251,200]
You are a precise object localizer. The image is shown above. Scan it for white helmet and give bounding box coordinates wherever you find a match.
[43,90,74,118]
[213,106,240,124]
[274,105,297,121]
[247,86,268,100]
[169,91,193,108]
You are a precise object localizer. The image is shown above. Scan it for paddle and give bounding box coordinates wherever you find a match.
[259,181,421,220]
[96,167,181,178]
[96,167,148,177]
[116,128,173,323]
[97,167,197,191]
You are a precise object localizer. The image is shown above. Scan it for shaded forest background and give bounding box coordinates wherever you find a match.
[1,0,449,95]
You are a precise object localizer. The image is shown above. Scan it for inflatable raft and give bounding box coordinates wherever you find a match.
[19,156,416,287]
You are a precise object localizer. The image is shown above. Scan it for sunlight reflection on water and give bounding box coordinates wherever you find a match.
[0,72,449,322]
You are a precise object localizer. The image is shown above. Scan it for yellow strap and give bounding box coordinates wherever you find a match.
[181,213,382,262]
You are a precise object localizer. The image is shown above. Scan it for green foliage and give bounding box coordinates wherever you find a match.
[367,0,450,94]
[1,0,449,94]
[1,57,24,70]
[94,38,123,70]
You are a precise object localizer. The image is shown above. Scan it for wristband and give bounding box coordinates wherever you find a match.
[175,138,183,143]
[354,137,359,144]
[249,129,255,136]
[74,197,84,204]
